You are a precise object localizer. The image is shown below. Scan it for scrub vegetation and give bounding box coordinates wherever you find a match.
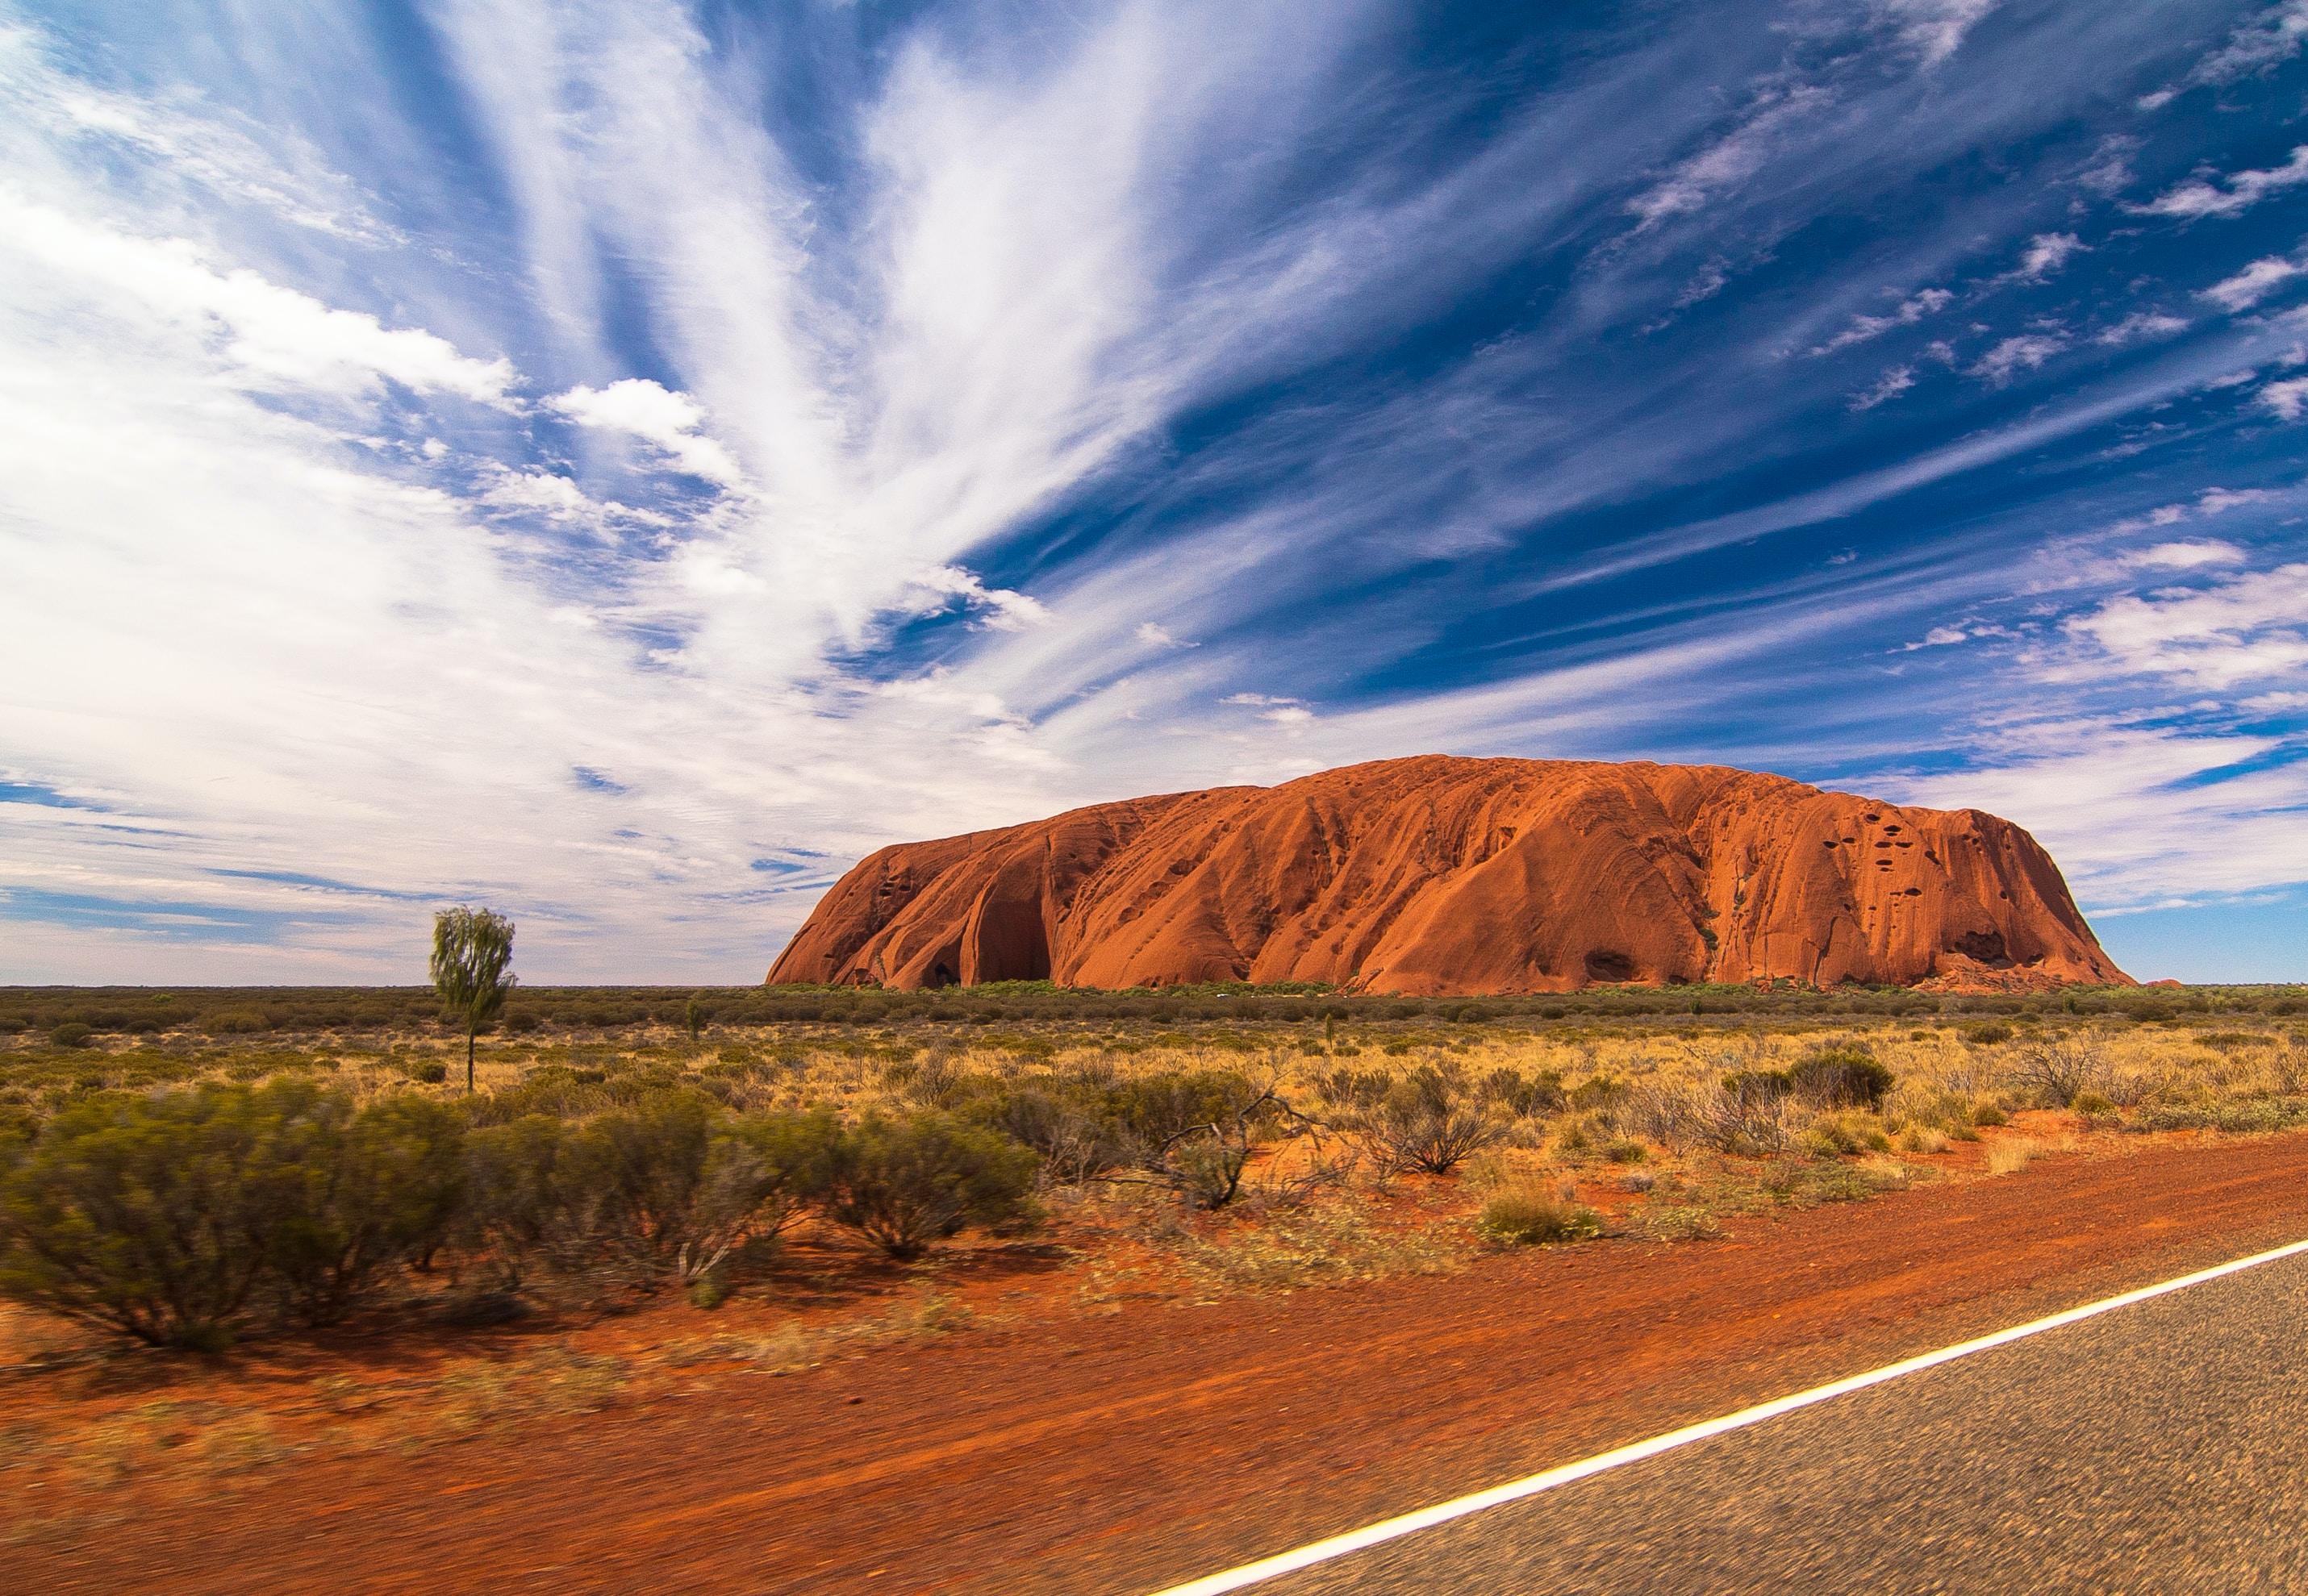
[1,980,2303,1493]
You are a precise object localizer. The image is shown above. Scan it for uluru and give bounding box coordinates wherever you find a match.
[767,756,2131,994]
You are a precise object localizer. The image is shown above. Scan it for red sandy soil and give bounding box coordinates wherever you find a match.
[7,1127,2303,1594]
[770,755,2128,994]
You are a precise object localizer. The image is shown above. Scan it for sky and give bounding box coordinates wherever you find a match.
[2,0,2305,986]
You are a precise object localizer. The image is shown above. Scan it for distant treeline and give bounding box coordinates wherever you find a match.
[2,981,2302,1040]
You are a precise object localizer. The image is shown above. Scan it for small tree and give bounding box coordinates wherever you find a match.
[431,906,516,1092]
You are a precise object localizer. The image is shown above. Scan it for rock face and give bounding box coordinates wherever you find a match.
[767,756,2130,994]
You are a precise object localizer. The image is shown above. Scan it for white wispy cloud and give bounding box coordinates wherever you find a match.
[2010,231,2086,281]
[1968,331,2068,382]
[2202,253,2308,312]
[2096,310,2189,345]
[2061,561,2308,689]
[2261,376,2308,419]
[1875,0,2002,67]
[2140,0,2308,108]
[2075,134,2139,198]
[2122,540,2245,569]
[2196,486,2275,515]
[1812,287,1952,355]
[2134,146,2308,220]
[1850,364,1916,410]
[1626,83,1833,231]
[0,23,397,242]
[1878,719,2308,910]
[0,190,515,403]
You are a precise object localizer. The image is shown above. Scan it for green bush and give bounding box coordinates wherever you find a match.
[1477,1188,1603,1246]
[47,1022,94,1049]
[1788,1046,1895,1111]
[0,1083,476,1344]
[0,1085,303,1348]
[1105,1069,1257,1150]
[1477,1067,1564,1118]
[965,1076,1116,1186]
[461,1094,837,1290]
[819,1113,1039,1259]
[404,1061,449,1086]
[460,1114,582,1288]
[577,1096,836,1285]
[263,1086,466,1326]
[1795,1112,1879,1158]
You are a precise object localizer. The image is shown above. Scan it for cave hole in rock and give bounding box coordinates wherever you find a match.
[1584,949,1638,982]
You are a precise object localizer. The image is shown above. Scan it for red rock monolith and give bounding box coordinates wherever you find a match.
[766,756,2129,993]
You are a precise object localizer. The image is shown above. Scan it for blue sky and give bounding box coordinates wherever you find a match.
[2,0,2305,984]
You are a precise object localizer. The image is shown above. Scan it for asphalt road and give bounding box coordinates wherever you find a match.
[1231,1245,2308,1594]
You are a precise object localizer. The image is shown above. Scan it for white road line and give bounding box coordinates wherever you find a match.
[1149,1234,2308,1596]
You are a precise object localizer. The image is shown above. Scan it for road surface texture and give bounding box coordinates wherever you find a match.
[7,1131,2308,1593]
[1253,1246,2308,1594]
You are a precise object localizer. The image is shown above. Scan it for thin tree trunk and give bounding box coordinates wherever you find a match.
[467,1027,476,1093]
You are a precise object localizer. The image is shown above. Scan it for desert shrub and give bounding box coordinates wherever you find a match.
[2007,1036,2101,1108]
[1108,1074,1334,1209]
[202,1008,269,1036]
[818,1113,1039,1259]
[1356,1065,1508,1175]
[459,1115,582,1287]
[48,1022,94,1049]
[964,1076,1116,1186]
[404,1061,449,1086]
[1477,1067,1564,1118]
[1629,1077,1791,1157]
[1787,1046,1894,1111]
[263,1087,467,1326]
[1637,1203,1723,1242]
[1317,1068,1393,1111]
[475,1065,642,1125]
[1569,1073,1624,1111]
[1797,1110,1892,1159]
[0,1084,305,1348]
[1893,1085,1975,1132]
[1477,1187,1603,1246]
[687,1108,841,1273]
[2127,1098,2308,1135]
[1107,1069,1259,1148]
[888,1048,991,1111]
[1964,1023,2014,1047]
[1722,1069,1793,1105]
[557,1092,837,1286]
